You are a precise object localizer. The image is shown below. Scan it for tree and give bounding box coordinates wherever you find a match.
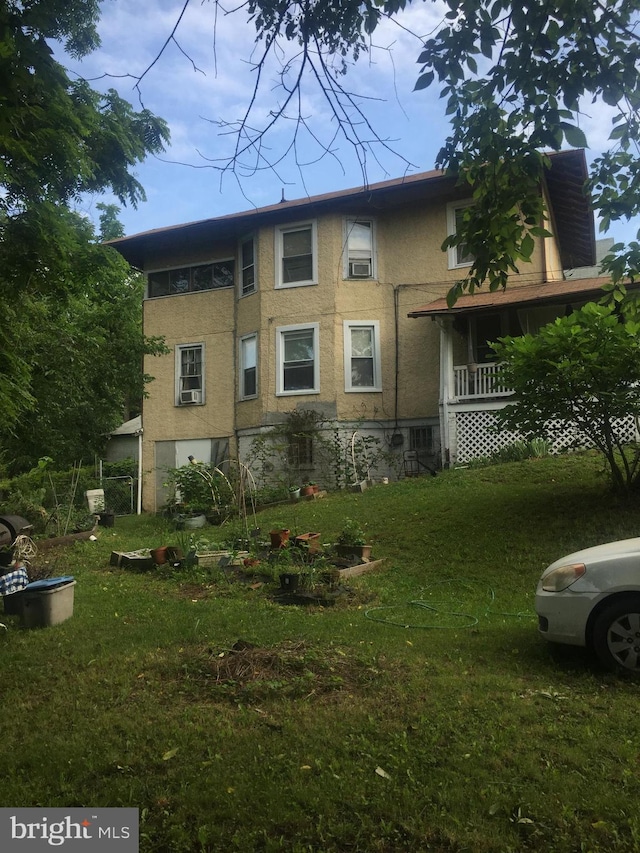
[492,303,640,494]
[162,0,639,301]
[0,209,167,475]
[0,0,169,435]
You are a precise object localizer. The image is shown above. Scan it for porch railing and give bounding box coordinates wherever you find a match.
[453,362,513,400]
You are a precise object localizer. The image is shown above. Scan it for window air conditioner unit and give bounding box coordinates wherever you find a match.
[349,261,372,278]
[180,389,201,405]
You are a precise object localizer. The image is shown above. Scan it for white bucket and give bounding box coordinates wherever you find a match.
[85,489,105,513]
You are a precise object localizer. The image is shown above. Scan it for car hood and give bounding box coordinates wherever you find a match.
[545,538,640,571]
[540,538,640,593]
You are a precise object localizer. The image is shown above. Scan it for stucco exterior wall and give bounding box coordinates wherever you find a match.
[136,186,560,510]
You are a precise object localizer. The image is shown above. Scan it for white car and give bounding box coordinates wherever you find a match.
[536,538,640,673]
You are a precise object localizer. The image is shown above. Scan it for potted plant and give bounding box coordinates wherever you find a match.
[335,518,372,562]
[272,546,303,591]
[300,481,319,497]
[269,524,291,549]
[289,485,301,501]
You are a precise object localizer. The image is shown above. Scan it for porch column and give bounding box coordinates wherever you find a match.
[436,317,456,468]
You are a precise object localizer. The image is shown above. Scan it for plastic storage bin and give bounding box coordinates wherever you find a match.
[19,576,76,628]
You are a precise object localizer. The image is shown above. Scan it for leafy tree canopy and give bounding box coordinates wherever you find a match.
[0,208,168,476]
[0,0,170,449]
[493,302,640,494]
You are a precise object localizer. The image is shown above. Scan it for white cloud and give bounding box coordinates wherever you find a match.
[63,0,637,246]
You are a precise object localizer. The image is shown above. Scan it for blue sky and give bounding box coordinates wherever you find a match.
[63,0,638,248]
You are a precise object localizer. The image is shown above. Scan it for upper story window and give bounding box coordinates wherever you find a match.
[276,323,319,395]
[447,202,475,269]
[148,261,235,298]
[344,218,376,279]
[343,321,382,392]
[239,333,258,399]
[240,235,256,297]
[176,343,205,406]
[276,222,318,288]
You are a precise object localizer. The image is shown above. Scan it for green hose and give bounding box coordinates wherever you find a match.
[364,578,535,629]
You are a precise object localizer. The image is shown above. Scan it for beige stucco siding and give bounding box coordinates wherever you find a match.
[143,289,235,443]
[136,184,568,510]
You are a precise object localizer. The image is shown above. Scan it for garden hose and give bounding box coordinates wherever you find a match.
[364,578,535,629]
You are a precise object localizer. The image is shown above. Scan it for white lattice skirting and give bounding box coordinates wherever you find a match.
[454,410,640,464]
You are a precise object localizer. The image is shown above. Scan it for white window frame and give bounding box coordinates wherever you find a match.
[276,322,320,396]
[175,343,205,406]
[343,321,382,392]
[239,333,258,400]
[343,218,376,279]
[447,201,475,270]
[239,234,257,297]
[275,221,318,289]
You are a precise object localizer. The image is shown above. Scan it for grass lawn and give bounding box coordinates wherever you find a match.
[2,452,640,852]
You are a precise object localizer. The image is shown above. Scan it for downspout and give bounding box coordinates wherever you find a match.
[390,283,409,446]
[435,316,452,468]
[394,285,400,433]
[137,427,143,515]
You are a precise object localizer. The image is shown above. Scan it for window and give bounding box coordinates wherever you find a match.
[287,433,313,467]
[276,323,319,395]
[239,334,258,399]
[447,202,475,269]
[343,321,381,392]
[240,235,256,296]
[148,261,235,298]
[410,426,434,455]
[276,222,317,288]
[176,344,204,405]
[344,218,375,278]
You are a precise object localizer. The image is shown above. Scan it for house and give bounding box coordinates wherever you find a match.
[110,149,596,512]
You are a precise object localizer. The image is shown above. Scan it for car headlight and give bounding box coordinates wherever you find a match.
[541,563,586,591]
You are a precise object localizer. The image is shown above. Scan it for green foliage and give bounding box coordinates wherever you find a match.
[246,411,398,493]
[490,438,551,464]
[102,458,138,479]
[414,0,640,297]
[165,462,235,516]
[0,2,169,441]
[493,302,640,493]
[0,210,168,474]
[336,517,367,546]
[0,459,101,534]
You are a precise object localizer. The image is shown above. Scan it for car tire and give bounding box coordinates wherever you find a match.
[592,596,640,674]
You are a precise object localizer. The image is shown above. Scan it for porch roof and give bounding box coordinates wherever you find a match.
[408,276,613,318]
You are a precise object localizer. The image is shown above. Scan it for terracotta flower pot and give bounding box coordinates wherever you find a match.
[294,532,321,553]
[150,546,169,565]
[269,529,290,549]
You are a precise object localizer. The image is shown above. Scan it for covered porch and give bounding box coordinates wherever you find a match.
[409,277,612,466]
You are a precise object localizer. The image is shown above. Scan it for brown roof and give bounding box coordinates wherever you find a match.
[109,150,594,271]
[408,277,612,317]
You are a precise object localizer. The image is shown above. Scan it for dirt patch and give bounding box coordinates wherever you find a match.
[172,639,385,704]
